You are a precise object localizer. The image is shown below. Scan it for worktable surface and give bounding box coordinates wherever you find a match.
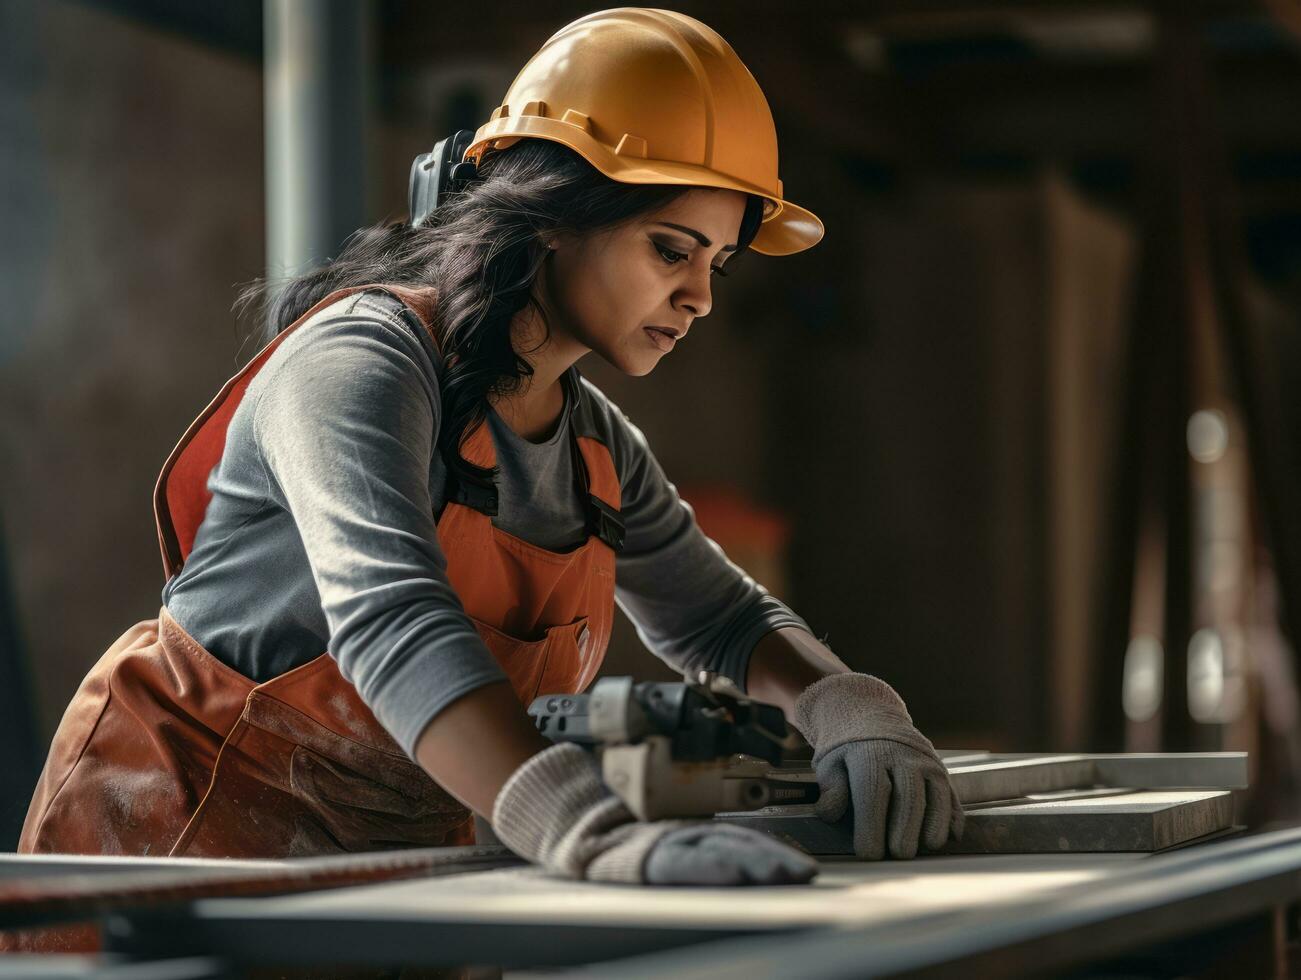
[204,849,1141,930]
[104,826,1301,978]
[11,826,1297,978]
[98,848,1171,977]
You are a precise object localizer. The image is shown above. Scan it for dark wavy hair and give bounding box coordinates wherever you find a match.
[235,139,766,490]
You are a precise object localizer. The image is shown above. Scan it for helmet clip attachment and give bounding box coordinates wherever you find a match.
[408,129,479,227]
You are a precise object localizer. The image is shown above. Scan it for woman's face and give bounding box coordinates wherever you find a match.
[542,188,748,376]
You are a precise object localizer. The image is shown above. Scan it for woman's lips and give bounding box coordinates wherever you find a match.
[644,326,676,352]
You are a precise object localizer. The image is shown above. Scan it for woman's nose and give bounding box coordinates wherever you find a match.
[674,266,713,319]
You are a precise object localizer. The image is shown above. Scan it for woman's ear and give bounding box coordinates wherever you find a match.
[545,229,581,252]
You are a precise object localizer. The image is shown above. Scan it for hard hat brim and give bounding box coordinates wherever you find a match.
[597,157,824,257]
[469,125,824,257]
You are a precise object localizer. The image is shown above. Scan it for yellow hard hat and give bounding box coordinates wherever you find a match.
[465,7,823,257]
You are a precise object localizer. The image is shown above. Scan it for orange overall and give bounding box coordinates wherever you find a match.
[7,285,622,951]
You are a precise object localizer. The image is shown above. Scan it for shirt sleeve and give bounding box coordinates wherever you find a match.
[598,389,815,691]
[252,301,508,758]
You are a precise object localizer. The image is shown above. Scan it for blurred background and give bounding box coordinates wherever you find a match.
[3,0,1301,850]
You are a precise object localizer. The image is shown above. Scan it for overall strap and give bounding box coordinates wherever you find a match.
[155,284,439,579]
[567,370,625,553]
[365,286,502,519]
[445,369,625,553]
[569,432,624,553]
[444,422,500,516]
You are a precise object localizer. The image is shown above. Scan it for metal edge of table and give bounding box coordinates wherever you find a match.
[560,824,1301,979]
[104,903,808,971]
[0,846,522,931]
[0,954,231,979]
[101,828,1248,974]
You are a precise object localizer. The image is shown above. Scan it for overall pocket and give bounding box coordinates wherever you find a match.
[289,744,470,850]
[471,616,591,704]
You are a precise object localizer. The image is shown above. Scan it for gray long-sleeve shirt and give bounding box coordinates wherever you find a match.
[163,288,811,757]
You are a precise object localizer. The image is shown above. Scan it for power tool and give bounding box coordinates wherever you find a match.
[527,672,818,820]
[528,674,1250,855]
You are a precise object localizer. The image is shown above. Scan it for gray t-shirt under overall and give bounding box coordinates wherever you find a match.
[163,289,810,757]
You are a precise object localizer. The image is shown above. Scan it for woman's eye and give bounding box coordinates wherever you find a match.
[655,242,729,278]
[654,242,686,264]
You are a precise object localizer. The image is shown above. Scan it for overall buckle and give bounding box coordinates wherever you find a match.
[450,474,499,516]
[587,495,625,552]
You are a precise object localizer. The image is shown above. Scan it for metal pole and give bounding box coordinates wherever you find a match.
[264,0,372,289]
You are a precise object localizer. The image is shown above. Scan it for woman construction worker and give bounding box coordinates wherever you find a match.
[17,8,963,893]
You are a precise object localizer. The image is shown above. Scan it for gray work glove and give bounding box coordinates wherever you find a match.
[794,673,964,860]
[492,742,818,885]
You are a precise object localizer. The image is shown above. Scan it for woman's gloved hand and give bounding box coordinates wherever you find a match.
[491,742,818,885]
[794,673,964,860]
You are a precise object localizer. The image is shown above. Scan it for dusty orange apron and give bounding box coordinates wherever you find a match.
[7,284,623,951]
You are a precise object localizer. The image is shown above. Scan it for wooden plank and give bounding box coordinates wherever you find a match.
[948,790,1234,853]
[943,752,1248,803]
[1089,753,1248,788]
[947,756,1098,803]
[720,790,1234,855]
